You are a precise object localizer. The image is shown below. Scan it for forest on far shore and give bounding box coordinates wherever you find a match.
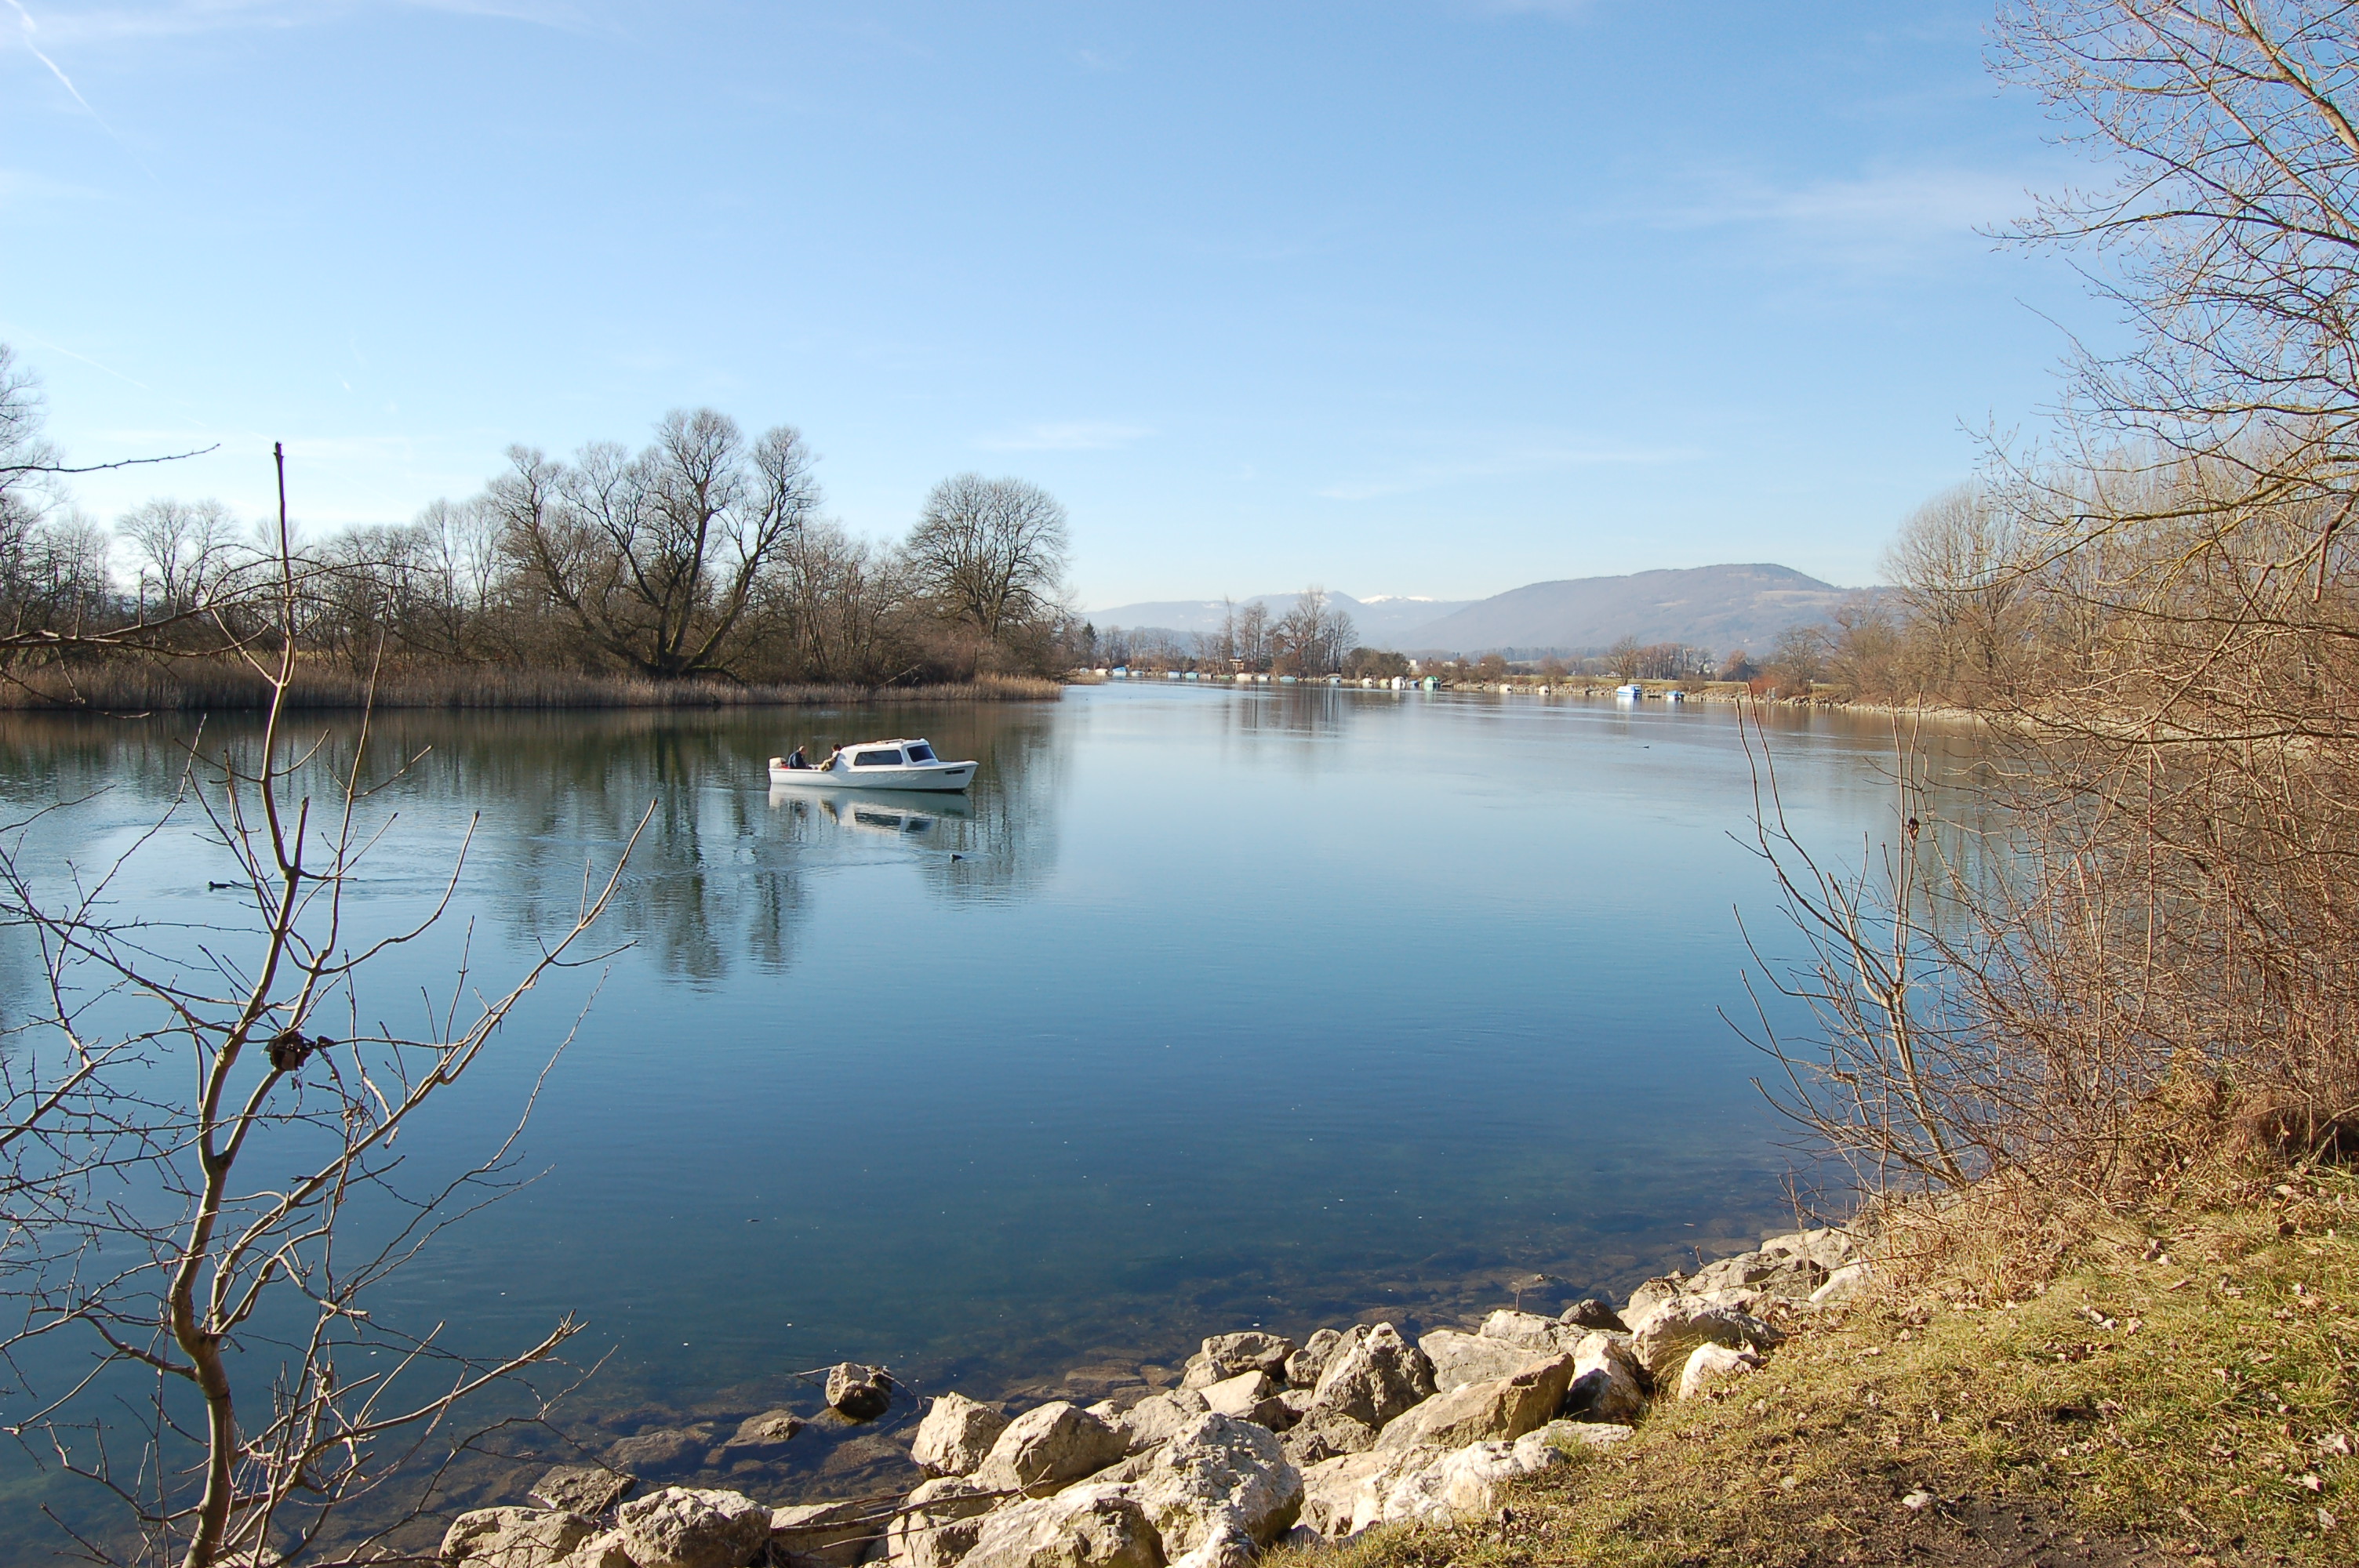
[0,365,1075,695]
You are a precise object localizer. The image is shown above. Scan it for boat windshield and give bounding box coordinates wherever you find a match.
[906,743,936,762]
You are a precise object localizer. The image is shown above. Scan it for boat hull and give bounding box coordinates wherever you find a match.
[768,763,976,792]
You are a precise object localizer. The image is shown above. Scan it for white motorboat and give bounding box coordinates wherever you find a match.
[768,737,977,793]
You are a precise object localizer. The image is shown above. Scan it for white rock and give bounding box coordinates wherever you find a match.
[1417,1330,1541,1392]
[1197,1371,1281,1423]
[1283,1330,1344,1390]
[1565,1332,1650,1425]
[885,1477,998,1568]
[1179,1333,1295,1391]
[442,1508,598,1568]
[1286,1324,1434,1464]
[1303,1323,1434,1439]
[1622,1274,1688,1322]
[914,1394,1012,1478]
[553,1530,633,1568]
[771,1501,882,1568]
[1113,1388,1210,1454]
[1677,1342,1763,1399]
[1372,1353,1576,1454]
[1476,1310,1584,1353]
[1126,1413,1303,1555]
[958,1484,1164,1568]
[1362,1436,1565,1528]
[1527,1419,1633,1449]
[1809,1261,1874,1306]
[974,1402,1129,1496]
[613,1488,772,1568]
[1627,1300,1783,1380]
[1300,1446,1445,1538]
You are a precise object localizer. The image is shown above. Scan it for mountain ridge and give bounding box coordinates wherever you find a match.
[1089,564,1868,655]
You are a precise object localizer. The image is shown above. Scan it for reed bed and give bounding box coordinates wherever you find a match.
[0,662,1063,712]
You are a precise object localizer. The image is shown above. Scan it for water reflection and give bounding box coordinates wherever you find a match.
[0,700,1066,991]
[0,690,1999,1557]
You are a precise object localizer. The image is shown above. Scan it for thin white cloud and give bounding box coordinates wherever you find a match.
[12,0,598,49]
[8,0,97,111]
[6,0,159,175]
[975,422,1151,453]
[1318,437,1693,502]
[1654,166,2033,239]
[1469,0,1601,17]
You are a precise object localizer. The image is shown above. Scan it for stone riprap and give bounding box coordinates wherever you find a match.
[458,1226,1863,1568]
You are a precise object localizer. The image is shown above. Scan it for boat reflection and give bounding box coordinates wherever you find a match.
[772,786,976,837]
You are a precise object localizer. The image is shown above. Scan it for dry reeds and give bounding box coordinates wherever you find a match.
[0,660,1062,712]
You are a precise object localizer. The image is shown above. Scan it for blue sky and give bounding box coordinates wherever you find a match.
[2,1,2103,606]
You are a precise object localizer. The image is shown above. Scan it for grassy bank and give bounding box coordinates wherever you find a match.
[1289,1170,2357,1566]
[0,662,1063,711]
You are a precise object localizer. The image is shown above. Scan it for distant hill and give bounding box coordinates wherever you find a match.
[1084,590,1478,645]
[1394,564,1864,656]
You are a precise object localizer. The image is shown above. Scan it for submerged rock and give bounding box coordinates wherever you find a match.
[825,1363,894,1421]
[529,1465,637,1517]
[605,1430,705,1476]
[723,1410,805,1454]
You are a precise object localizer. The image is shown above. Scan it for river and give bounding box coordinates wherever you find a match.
[0,684,1961,1548]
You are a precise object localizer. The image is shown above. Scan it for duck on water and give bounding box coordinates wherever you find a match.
[768,737,977,793]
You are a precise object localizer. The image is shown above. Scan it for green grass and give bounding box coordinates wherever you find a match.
[1279,1168,2359,1566]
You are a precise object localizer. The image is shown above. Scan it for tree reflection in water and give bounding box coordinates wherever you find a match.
[0,700,1064,987]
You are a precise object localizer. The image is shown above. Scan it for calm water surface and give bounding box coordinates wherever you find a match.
[0,684,1954,1537]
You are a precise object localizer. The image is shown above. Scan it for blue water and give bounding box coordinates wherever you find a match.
[0,684,1947,1541]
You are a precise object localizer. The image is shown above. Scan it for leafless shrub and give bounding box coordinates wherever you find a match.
[0,448,649,1568]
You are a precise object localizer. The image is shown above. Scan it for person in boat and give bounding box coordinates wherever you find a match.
[785,746,809,770]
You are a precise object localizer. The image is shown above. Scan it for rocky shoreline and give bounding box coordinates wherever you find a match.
[441,1227,1868,1568]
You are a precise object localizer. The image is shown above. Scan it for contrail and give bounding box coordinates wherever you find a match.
[6,0,158,178]
[7,0,96,114]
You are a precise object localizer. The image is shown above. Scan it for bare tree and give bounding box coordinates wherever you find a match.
[491,410,820,679]
[763,518,911,684]
[119,499,247,621]
[1234,601,1271,671]
[903,475,1070,645]
[1273,587,1354,676]
[1,448,649,1568]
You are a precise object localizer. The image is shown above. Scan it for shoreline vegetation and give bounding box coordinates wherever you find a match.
[430,1166,2354,1568]
[0,662,1063,712]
